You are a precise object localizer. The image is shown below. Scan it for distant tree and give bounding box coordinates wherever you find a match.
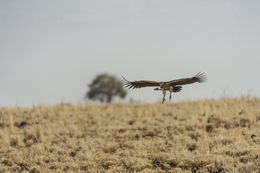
[86,73,127,103]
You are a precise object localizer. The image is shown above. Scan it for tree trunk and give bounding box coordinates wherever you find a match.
[107,94,112,103]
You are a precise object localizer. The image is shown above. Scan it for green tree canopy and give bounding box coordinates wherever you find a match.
[86,73,127,103]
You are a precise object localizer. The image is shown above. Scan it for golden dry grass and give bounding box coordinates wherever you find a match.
[0,97,260,173]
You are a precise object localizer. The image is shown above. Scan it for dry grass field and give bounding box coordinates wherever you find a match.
[0,97,260,173]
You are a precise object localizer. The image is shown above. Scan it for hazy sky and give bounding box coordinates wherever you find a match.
[1,0,260,106]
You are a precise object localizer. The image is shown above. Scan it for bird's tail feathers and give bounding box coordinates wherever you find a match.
[174,86,182,92]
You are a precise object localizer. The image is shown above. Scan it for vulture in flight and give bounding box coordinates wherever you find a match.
[122,72,207,103]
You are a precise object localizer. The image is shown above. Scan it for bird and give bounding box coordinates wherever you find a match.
[122,72,207,103]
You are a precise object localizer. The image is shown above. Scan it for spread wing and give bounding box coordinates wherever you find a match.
[122,76,161,89]
[166,72,207,86]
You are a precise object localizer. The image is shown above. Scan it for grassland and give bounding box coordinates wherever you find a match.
[0,98,260,173]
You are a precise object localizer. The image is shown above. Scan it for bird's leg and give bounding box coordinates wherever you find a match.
[162,90,166,103]
[169,86,173,101]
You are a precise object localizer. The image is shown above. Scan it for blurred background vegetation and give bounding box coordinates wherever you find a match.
[86,73,127,103]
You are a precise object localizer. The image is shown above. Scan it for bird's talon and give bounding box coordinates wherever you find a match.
[162,98,166,103]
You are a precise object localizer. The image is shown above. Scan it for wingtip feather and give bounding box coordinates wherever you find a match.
[195,72,207,83]
[121,76,137,89]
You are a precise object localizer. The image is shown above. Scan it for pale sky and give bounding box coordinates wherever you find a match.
[1,0,260,106]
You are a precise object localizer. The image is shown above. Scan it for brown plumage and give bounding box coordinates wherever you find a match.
[122,72,206,103]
